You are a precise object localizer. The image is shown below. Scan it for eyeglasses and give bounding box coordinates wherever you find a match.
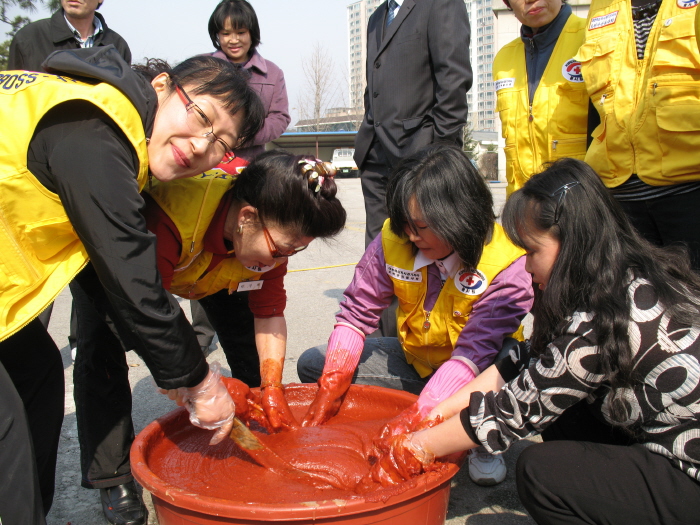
[549,181,580,224]
[260,220,307,258]
[174,83,236,164]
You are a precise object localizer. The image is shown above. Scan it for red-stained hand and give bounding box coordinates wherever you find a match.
[369,434,435,487]
[301,370,353,427]
[221,376,272,431]
[375,401,444,443]
[261,385,300,431]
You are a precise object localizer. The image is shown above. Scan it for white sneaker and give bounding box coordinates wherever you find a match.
[71,346,77,362]
[468,448,506,486]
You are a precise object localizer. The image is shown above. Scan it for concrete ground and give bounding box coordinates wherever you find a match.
[45,177,537,524]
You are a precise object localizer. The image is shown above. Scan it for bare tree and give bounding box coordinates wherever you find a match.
[296,42,343,132]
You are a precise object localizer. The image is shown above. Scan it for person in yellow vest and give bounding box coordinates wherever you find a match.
[70,151,347,513]
[577,0,700,270]
[297,143,534,486]
[367,158,700,523]
[494,0,589,197]
[0,47,264,524]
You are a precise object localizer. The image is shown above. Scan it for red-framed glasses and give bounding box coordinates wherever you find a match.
[174,83,236,164]
[260,220,307,258]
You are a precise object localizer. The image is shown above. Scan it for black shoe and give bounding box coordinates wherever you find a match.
[100,482,146,525]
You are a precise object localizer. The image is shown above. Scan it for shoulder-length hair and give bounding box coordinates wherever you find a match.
[502,158,700,422]
[208,0,261,55]
[386,143,495,271]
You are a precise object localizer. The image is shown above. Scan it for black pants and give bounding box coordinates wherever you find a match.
[71,269,135,489]
[616,186,700,271]
[71,266,259,487]
[517,401,700,524]
[198,289,259,387]
[360,149,398,338]
[0,318,64,520]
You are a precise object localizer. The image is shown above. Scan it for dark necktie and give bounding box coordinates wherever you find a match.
[386,0,399,27]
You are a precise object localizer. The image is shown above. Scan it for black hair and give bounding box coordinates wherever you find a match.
[132,55,265,148]
[208,0,261,55]
[231,150,347,239]
[386,143,495,271]
[502,158,700,423]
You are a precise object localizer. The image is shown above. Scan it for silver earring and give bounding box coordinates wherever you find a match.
[237,224,243,234]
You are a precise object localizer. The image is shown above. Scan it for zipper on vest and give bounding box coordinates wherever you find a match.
[528,105,533,122]
[599,93,607,106]
[423,310,432,330]
[652,82,657,96]
[552,140,558,151]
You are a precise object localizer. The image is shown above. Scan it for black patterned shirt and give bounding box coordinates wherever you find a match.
[461,278,700,481]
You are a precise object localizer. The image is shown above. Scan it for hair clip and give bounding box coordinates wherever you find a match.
[299,159,336,193]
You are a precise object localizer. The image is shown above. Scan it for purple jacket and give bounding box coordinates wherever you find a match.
[337,234,534,373]
[211,50,291,161]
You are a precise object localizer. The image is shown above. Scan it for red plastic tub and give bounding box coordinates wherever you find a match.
[131,383,462,524]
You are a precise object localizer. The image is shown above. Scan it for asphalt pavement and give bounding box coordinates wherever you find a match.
[45,177,537,525]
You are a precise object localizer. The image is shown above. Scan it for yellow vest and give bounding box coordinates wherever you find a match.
[381,220,525,377]
[494,14,589,197]
[0,71,148,341]
[576,0,700,187]
[145,170,278,300]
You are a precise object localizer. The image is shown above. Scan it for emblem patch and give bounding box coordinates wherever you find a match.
[678,0,698,9]
[454,269,488,295]
[562,59,584,82]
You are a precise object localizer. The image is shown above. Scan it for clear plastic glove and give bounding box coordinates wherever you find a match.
[369,433,435,487]
[161,362,236,445]
[262,385,300,431]
[301,324,364,427]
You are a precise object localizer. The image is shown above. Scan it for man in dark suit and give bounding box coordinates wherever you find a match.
[355,0,472,246]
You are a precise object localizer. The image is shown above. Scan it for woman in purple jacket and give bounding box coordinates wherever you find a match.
[207,0,290,161]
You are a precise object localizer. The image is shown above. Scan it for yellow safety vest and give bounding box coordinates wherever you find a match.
[494,14,589,197]
[381,220,525,377]
[145,170,279,300]
[0,71,148,341]
[576,0,700,187]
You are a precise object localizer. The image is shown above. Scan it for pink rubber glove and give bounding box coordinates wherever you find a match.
[301,324,365,427]
[163,362,236,445]
[378,359,476,440]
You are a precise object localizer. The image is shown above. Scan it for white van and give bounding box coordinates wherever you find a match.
[331,148,359,178]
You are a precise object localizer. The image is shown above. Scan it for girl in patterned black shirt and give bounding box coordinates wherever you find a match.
[370,158,700,524]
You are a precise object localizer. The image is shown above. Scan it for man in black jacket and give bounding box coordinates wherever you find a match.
[9,0,131,71]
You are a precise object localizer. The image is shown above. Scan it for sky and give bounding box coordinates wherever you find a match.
[6,0,351,126]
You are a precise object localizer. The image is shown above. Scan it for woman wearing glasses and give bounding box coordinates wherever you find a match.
[0,47,263,523]
[369,158,700,524]
[297,143,533,486]
[71,150,346,519]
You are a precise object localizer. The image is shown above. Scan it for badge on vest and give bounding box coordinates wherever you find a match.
[495,78,516,91]
[589,11,618,29]
[562,59,584,83]
[678,0,698,9]
[237,280,264,292]
[386,264,423,282]
[454,269,488,295]
[245,264,275,273]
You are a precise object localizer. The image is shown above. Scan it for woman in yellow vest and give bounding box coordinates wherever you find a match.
[368,158,700,523]
[0,47,264,523]
[71,151,347,505]
[494,0,589,196]
[297,143,534,486]
[577,0,700,270]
